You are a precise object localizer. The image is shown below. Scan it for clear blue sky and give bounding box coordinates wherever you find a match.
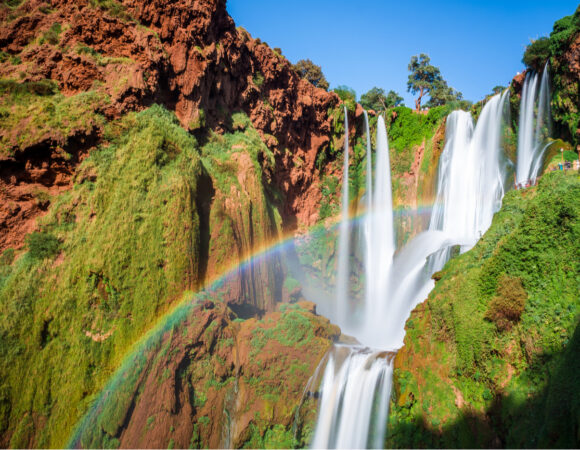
[227,0,578,107]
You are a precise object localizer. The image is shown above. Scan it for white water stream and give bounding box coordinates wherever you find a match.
[516,65,552,184]
[311,94,511,448]
[336,107,350,328]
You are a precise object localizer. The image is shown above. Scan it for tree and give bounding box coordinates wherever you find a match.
[293,59,329,90]
[522,37,551,71]
[385,90,404,108]
[491,85,506,95]
[360,87,403,111]
[333,85,356,112]
[407,53,442,111]
[427,79,463,107]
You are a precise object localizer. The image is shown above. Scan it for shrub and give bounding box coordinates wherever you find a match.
[252,72,264,88]
[293,59,329,90]
[549,11,580,57]
[484,274,527,331]
[0,249,15,266]
[88,0,131,20]
[522,37,551,71]
[25,232,60,260]
[0,79,58,97]
[333,85,356,112]
[39,23,62,46]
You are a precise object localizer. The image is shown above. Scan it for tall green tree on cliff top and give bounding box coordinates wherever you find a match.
[360,87,404,111]
[407,53,442,111]
[293,59,329,90]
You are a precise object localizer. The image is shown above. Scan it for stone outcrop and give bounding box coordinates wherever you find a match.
[72,300,340,449]
[0,0,340,253]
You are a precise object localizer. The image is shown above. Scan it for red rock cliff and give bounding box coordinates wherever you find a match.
[0,0,340,251]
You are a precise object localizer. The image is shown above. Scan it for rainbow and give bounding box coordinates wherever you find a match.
[66,205,435,447]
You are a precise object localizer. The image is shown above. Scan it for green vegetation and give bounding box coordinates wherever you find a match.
[0,106,206,447]
[75,45,135,67]
[386,105,450,175]
[250,304,316,356]
[39,23,62,46]
[292,59,329,90]
[360,87,404,111]
[1,0,24,8]
[0,79,58,96]
[332,85,356,113]
[318,174,339,220]
[388,172,580,448]
[407,53,466,111]
[25,232,60,261]
[522,37,551,71]
[88,0,132,21]
[0,80,107,156]
[484,274,527,331]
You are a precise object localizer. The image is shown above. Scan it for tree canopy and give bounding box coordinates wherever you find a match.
[360,87,404,111]
[522,37,551,71]
[293,59,329,90]
[407,53,442,111]
[426,79,463,108]
[408,53,469,110]
[492,85,507,95]
[333,85,357,112]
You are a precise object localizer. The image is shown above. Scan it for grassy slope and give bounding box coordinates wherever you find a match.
[0,101,284,447]
[388,171,580,448]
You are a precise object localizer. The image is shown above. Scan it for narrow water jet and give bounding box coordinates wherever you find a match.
[365,115,395,337]
[336,107,350,328]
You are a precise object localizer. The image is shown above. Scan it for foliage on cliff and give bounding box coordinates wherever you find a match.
[70,300,338,449]
[520,6,580,147]
[0,103,288,447]
[388,171,580,448]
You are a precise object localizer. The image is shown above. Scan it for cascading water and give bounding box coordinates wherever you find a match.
[310,346,393,449]
[516,65,552,184]
[336,107,351,328]
[428,91,510,269]
[311,114,395,448]
[365,115,395,337]
[311,94,510,448]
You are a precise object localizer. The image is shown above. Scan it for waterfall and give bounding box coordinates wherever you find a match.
[312,97,509,448]
[365,116,395,335]
[310,346,393,449]
[516,65,552,184]
[364,111,373,214]
[429,91,509,269]
[363,111,373,336]
[312,115,395,448]
[336,107,350,327]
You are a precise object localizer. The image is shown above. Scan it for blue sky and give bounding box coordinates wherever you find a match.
[227,0,578,106]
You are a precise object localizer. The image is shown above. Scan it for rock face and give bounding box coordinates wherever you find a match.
[0,0,340,252]
[72,300,340,449]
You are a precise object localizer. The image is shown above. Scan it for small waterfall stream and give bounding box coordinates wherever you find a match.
[336,107,351,328]
[311,94,511,447]
[516,65,552,184]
